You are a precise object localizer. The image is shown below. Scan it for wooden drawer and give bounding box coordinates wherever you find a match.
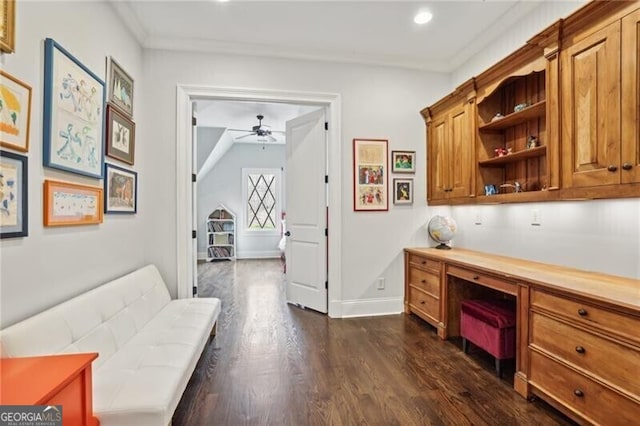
[408,267,440,297]
[447,265,516,296]
[530,312,640,399]
[408,254,441,273]
[531,289,640,345]
[409,286,440,322]
[529,350,640,425]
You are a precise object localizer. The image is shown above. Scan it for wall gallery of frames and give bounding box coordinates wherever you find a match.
[0,32,138,239]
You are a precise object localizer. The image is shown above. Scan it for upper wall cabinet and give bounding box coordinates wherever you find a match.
[622,8,640,185]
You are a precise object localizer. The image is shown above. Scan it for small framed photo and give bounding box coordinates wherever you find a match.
[106,104,135,165]
[0,150,28,238]
[393,178,413,205]
[1,0,15,53]
[104,162,137,214]
[43,180,103,226]
[0,70,32,152]
[107,57,134,117]
[353,138,388,211]
[391,150,416,173]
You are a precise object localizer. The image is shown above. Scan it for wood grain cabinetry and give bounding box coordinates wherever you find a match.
[403,247,640,424]
[622,8,640,184]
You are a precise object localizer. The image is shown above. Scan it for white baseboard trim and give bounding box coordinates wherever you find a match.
[339,297,404,318]
[236,250,281,259]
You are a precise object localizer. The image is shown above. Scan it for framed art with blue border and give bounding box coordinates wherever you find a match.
[0,150,28,238]
[43,38,105,178]
[104,162,137,214]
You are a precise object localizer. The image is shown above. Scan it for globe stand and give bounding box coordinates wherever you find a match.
[435,242,452,250]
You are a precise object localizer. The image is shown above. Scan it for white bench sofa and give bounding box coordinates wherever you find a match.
[0,264,221,426]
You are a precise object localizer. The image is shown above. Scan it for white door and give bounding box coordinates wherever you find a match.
[285,109,327,313]
[191,102,198,297]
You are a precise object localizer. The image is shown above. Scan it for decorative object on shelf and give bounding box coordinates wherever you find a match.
[507,147,513,155]
[0,70,31,152]
[426,215,457,250]
[0,150,27,238]
[527,135,539,149]
[494,147,508,157]
[513,102,530,112]
[107,57,134,118]
[43,179,103,226]
[0,0,15,53]
[105,104,135,165]
[500,182,523,193]
[353,138,388,211]
[393,178,413,205]
[391,150,415,173]
[43,38,105,179]
[104,163,137,214]
[207,205,236,260]
[491,112,504,122]
[484,184,497,196]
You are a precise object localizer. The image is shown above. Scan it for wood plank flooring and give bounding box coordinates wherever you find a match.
[173,259,575,425]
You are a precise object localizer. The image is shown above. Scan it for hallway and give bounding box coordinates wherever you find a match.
[173,259,573,425]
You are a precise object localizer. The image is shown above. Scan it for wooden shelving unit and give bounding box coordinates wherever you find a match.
[479,146,547,167]
[479,101,546,132]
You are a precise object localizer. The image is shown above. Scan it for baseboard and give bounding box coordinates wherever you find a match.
[236,250,281,259]
[339,297,404,318]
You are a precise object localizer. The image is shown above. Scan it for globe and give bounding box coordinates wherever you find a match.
[427,215,457,250]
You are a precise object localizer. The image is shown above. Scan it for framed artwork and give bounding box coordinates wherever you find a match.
[0,0,15,53]
[107,57,134,117]
[391,150,416,173]
[43,38,105,179]
[104,162,137,214]
[0,70,32,152]
[393,178,413,205]
[353,138,388,211]
[43,179,103,226]
[105,104,135,164]
[0,150,27,238]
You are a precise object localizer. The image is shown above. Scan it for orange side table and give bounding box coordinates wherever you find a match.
[0,353,100,426]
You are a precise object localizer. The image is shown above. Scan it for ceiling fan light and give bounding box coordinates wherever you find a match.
[414,11,433,25]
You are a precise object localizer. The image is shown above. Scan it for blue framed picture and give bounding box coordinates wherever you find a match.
[104,162,137,214]
[43,38,105,179]
[0,150,28,238]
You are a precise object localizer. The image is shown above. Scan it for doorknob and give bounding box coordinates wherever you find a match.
[284,231,291,237]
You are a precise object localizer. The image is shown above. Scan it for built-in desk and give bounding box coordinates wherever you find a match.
[404,247,640,425]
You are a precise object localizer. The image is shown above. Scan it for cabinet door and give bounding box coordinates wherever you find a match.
[622,9,640,184]
[561,22,621,188]
[448,102,474,198]
[428,116,449,201]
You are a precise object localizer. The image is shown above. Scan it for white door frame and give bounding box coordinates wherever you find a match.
[176,85,343,317]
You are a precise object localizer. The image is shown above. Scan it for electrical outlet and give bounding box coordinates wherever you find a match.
[377,277,385,290]
[474,209,482,225]
[531,209,541,226]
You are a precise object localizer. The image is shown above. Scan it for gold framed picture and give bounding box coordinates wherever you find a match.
[1,0,15,54]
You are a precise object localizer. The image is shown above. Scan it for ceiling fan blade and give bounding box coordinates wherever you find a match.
[227,128,252,132]
[234,132,257,140]
[267,134,277,142]
[271,130,286,134]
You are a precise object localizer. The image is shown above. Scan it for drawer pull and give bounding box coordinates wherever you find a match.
[420,301,426,305]
[574,389,584,397]
[422,260,427,265]
[575,346,586,354]
[473,275,480,280]
[421,279,427,284]
[577,308,588,316]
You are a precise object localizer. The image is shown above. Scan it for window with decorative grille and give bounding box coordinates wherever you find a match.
[243,168,281,231]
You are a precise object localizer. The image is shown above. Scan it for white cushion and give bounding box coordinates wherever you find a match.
[0,265,221,426]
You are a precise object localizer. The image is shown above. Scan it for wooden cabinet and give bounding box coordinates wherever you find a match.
[404,252,442,331]
[422,80,476,204]
[622,8,640,184]
[529,288,640,424]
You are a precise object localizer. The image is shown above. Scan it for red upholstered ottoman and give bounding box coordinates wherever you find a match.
[460,299,516,377]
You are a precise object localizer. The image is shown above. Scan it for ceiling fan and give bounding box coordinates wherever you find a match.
[228,114,285,142]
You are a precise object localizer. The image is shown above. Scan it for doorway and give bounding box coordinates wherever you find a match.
[175,85,343,317]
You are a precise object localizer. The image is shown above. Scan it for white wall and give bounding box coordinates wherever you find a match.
[197,143,285,259]
[448,0,640,279]
[0,1,146,327]
[142,49,448,311]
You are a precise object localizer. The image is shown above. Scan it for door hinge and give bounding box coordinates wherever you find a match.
[192,116,197,126]
[192,230,197,239]
[192,173,197,183]
[325,281,328,289]
[324,121,328,131]
[192,286,198,296]
[325,228,328,237]
[324,175,328,183]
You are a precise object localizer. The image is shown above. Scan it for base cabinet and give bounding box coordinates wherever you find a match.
[404,252,442,330]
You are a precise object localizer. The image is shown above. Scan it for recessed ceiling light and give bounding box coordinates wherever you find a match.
[414,11,433,25]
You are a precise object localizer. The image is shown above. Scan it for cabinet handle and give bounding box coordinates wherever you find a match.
[420,300,425,305]
[574,389,584,397]
[578,308,588,317]
[622,163,633,171]
[422,260,427,265]
[575,346,586,354]
[607,165,618,172]
[421,279,427,284]
[473,275,480,280]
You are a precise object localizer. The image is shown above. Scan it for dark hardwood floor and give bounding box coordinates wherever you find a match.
[173,259,575,425]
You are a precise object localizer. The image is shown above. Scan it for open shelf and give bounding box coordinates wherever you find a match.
[479,100,546,132]
[478,146,547,167]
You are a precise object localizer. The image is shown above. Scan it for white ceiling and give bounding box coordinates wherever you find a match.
[111,0,550,72]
